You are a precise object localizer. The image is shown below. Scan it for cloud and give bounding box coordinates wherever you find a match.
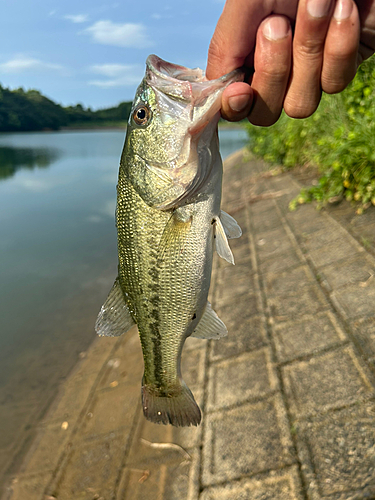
[64,14,89,23]
[10,174,75,193]
[90,63,140,78]
[0,55,65,74]
[88,63,144,88]
[86,215,104,224]
[13,178,53,192]
[84,20,153,48]
[151,12,172,20]
[101,199,116,218]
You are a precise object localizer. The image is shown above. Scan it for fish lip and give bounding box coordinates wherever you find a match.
[146,55,204,84]
[188,118,213,137]
[146,54,245,89]
[145,55,244,136]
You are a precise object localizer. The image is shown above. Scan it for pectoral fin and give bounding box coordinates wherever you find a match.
[214,216,235,265]
[158,207,193,264]
[191,301,227,340]
[95,278,135,337]
[220,210,242,239]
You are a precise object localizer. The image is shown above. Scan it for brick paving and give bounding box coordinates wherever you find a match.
[3,149,375,500]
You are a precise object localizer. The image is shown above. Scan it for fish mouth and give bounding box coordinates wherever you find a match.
[140,56,245,209]
[146,55,244,88]
[146,55,244,129]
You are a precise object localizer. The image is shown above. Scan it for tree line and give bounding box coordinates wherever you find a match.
[0,85,132,132]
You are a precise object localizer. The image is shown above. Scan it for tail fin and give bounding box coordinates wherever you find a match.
[142,380,201,427]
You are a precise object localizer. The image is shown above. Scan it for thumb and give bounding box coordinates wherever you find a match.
[206,0,297,79]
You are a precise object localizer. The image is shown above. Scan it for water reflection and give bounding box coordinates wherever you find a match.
[0,145,59,181]
[0,128,248,490]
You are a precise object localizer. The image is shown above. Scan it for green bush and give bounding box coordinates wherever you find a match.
[246,55,375,213]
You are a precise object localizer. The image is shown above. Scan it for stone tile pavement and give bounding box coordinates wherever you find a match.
[3,149,375,500]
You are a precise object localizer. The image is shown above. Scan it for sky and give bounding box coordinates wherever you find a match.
[0,0,225,110]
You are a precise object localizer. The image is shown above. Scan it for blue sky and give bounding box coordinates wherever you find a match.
[0,0,225,109]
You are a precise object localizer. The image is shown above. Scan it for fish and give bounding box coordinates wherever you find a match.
[95,55,243,427]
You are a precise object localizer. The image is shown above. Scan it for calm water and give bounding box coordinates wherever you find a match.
[0,127,248,471]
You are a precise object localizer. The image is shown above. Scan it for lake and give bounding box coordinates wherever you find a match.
[0,127,248,477]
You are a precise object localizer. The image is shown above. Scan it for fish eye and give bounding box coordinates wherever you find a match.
[133,105,151,126]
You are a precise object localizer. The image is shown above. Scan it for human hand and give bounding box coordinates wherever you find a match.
[206,0,375,126]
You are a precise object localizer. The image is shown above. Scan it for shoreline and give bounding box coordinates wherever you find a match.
[4,147,375,499]
[0,122,246,135]
[0,142,248,496]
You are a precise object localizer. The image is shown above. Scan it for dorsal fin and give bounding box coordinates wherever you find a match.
[95,278,135,337]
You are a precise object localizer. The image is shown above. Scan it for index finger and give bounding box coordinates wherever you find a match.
[206,0,298,79]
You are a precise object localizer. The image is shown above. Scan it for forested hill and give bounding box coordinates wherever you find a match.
[0,85,132,132]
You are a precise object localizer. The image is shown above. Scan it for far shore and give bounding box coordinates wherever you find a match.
[0,120,246,135]
[61,121,246,131]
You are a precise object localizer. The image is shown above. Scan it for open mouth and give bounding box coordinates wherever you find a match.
[135,56,244,210]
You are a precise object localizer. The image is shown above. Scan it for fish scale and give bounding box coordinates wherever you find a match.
[117,176,169,384]
[95,55,243,426]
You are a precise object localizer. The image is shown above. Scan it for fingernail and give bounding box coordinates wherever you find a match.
[307,0,332,18]
[262,16,289,41]
[228,94,251,113]
[333,0,353,20]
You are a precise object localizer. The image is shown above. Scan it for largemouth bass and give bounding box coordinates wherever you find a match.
[95,55,242,427]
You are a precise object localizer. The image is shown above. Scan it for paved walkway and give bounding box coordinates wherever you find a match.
[3,150,375,500]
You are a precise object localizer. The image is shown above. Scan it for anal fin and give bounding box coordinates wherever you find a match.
[191,301,227,340]
[95,278,135,337]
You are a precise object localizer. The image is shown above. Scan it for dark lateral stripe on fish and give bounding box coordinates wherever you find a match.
[149,316,164,384]
[145,261,164,386]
